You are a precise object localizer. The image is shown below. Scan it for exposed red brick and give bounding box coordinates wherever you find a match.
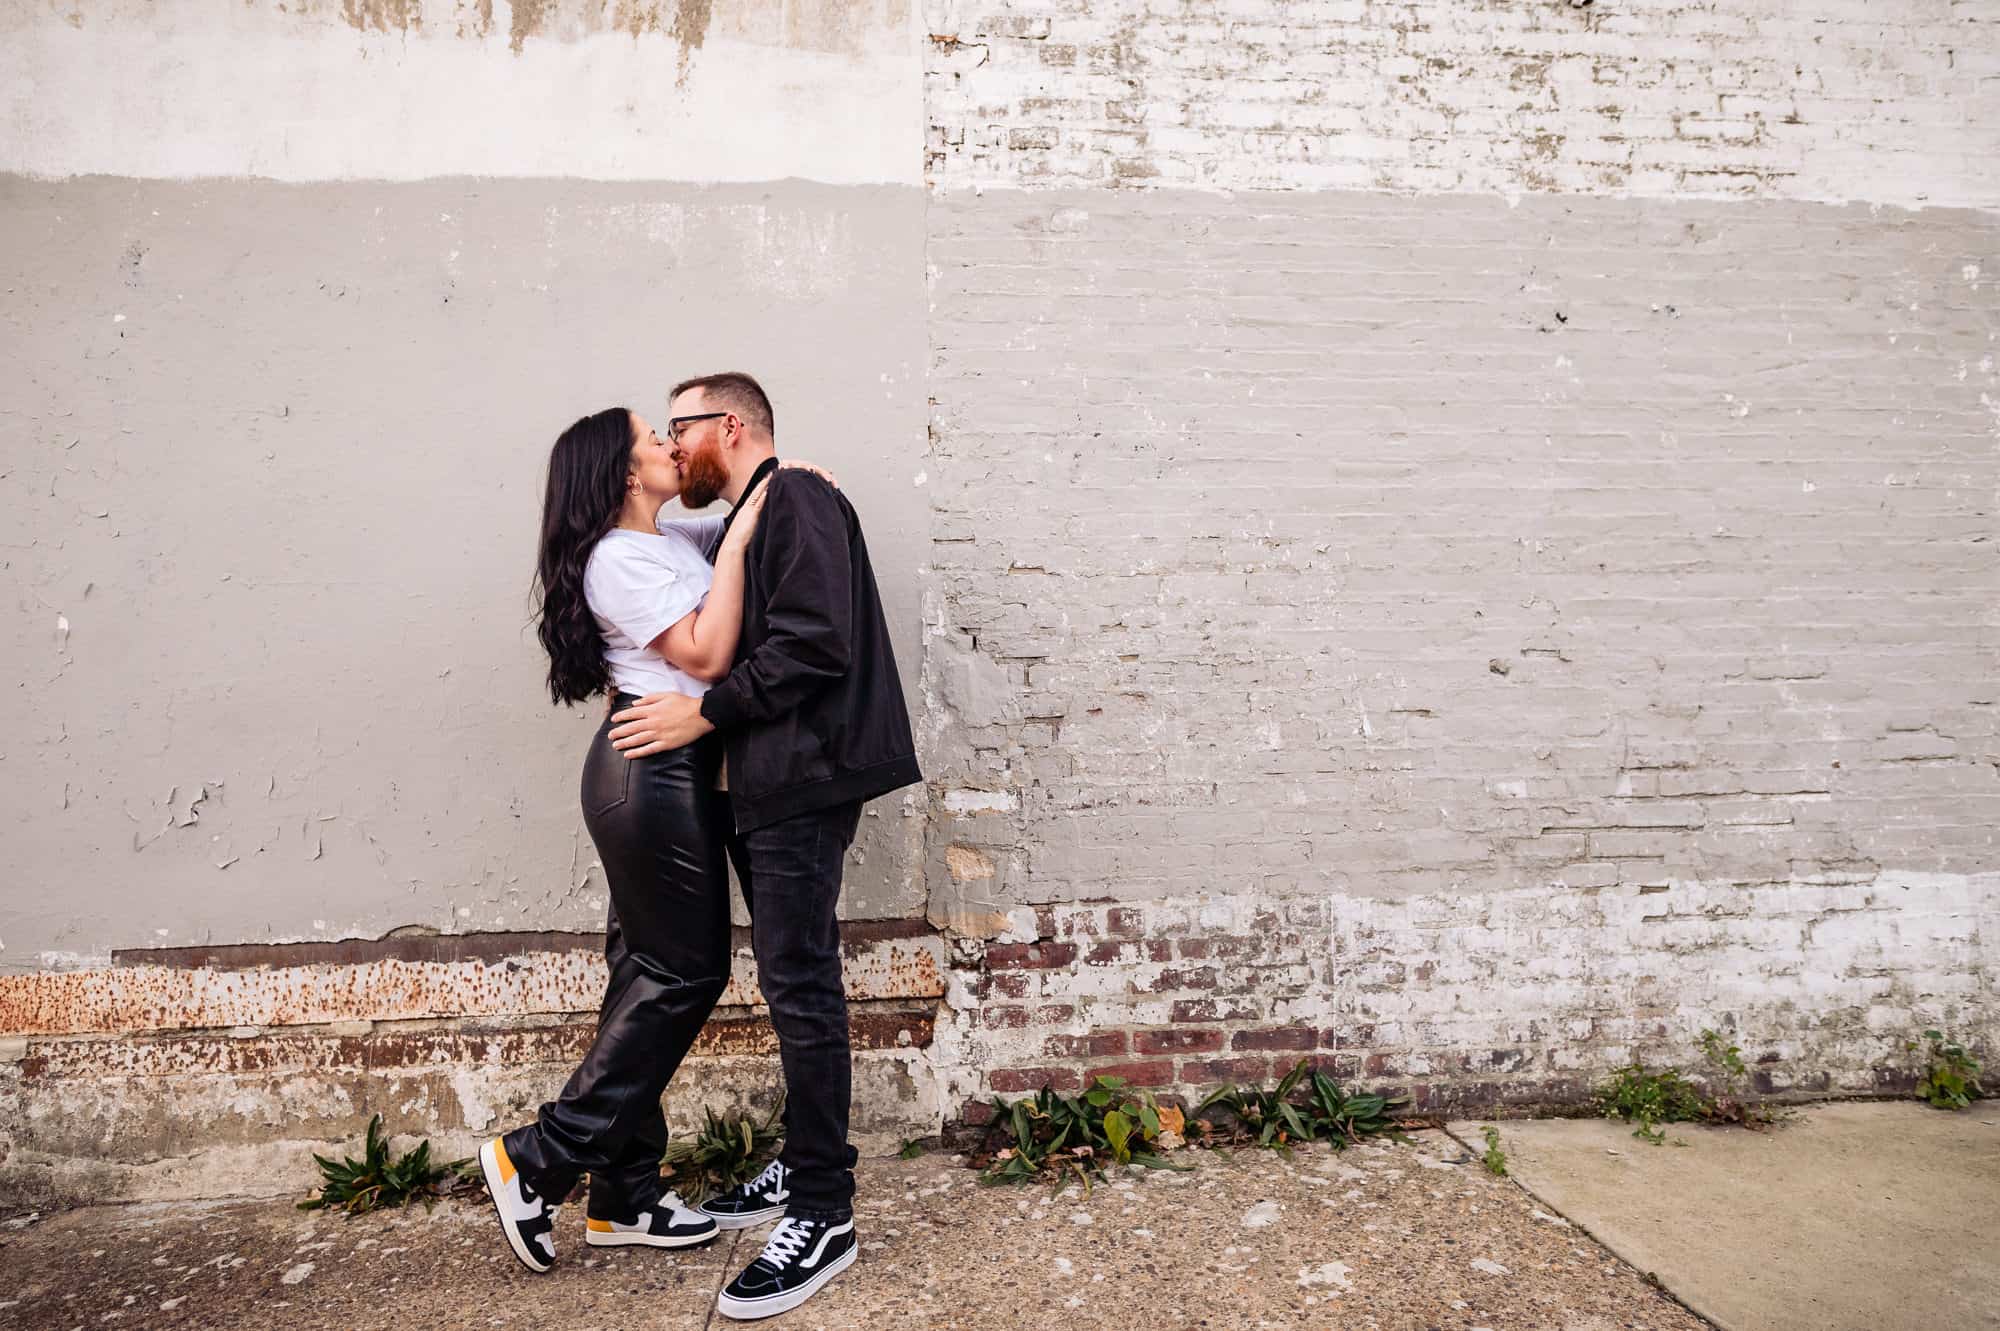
[1179,1056,1271,1085]
[983,1006,1029,1029]
[988,973,1032,999]
[985,942,1078,971]
[1135,1028,1223,1055]
[1033,1003,1077,1024]
[989,1066,1080,1094]
[959,1100,997,1127]
[1044,1031,1128,1059]
[1231,1026,1315,1053]
[1132,966,1218,993]
[1104,907,1143,938]
[1364,1052,1403,1078]
[1086,1059,1176,1087]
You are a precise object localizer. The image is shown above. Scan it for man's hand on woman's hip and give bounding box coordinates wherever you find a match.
[609,693,716,758]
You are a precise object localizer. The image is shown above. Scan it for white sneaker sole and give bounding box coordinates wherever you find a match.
[585,1226,719,1249]
[701,1203,789,1231]
[715,1243,856,1321]
[478,1141,553,1275]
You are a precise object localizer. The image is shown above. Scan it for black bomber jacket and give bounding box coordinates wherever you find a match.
[697,458,922,832]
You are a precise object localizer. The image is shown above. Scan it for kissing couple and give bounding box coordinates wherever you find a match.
[476,372,920,1321]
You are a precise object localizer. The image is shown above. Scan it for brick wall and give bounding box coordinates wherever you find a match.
[935,875,1997,1119]
[920,0,2000,1117]
[924,0,2000,207]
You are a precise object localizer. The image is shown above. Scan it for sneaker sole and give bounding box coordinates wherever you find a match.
[715,1243,856,1321]
[478,1141,553,1275]
[700,1204,789,1231]
[585,1227,719,1249]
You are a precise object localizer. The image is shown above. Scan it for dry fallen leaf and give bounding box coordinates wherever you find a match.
[1159,1105,1186,1137]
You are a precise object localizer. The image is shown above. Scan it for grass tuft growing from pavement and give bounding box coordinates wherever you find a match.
[660,1097,785,1204]
[299,1115,475,1214]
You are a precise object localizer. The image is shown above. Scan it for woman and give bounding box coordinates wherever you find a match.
[477,405,792,1274]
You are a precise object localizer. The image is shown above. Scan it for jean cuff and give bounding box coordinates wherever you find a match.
[784,1205,854,1225]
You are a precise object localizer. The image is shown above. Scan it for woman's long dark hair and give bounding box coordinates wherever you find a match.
[535,407,633,705]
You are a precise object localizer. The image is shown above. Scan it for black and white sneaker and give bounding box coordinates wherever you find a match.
[715,1215,857,1321]
[697,1159,790,1229]
[584,1192,719,1249]
[477,1138,560,1274]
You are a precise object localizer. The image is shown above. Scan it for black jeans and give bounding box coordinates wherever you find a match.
[503,703,732,1221]
[728,801,863,1221]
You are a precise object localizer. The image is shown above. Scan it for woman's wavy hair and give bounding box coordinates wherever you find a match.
[535,406,633,705]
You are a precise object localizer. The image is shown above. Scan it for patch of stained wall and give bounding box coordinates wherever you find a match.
[0,177,928,968]
[0,0,921,181]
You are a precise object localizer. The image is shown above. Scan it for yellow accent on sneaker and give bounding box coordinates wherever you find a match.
[490,1138,517,1185]
[586,1218,615,1233]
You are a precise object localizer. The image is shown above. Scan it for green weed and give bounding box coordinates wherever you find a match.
[1195,1059,1409,1153]
[973,1076,1192,1191]
[1597,1027,1775,1143]
[299,1115,471,1215]
[661,1098,785,1204]
[1910,1030,1984,1110]
[1480,1125,1508,1177]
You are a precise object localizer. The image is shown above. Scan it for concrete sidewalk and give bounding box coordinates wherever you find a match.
[0,1130,1700,1331]
[1448,1102,2000,1331]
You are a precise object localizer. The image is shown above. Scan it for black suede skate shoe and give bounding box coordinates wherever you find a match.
[715,1214,856,1321]
[584,1191,719,1249]
[697,1159,790,1229]
[477,1138,560,1274]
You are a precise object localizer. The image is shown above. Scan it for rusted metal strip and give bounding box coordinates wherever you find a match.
[109,919,938,971]
[0,932,944,1037]
[16,1007,936,1078]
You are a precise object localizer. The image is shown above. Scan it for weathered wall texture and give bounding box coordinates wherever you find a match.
[916,0,1998,1117]
[924,0,2000,207]
[3,0,1997,1203]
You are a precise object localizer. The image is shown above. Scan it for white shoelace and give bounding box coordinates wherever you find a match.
[757,1217,812,1268]
[748,1160,785,1194]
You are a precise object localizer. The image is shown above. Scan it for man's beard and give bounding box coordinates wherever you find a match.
[678,440,729,510]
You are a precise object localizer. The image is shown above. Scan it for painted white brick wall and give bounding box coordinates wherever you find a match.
[923,0,2000,208]
[925,187,1999,921]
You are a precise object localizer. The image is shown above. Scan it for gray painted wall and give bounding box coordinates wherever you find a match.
[2,178,929,966]
[924,187,1999,915]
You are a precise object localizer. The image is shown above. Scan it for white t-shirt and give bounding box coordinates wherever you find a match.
[582,513,725,699]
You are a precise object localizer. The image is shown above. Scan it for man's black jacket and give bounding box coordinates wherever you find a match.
[698,458,921,832]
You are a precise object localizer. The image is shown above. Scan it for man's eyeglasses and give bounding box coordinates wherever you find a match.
[666,412,728,442]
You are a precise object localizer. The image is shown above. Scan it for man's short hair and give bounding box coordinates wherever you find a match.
[672,371,774,437]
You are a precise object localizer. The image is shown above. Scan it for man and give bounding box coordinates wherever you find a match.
[608,371,921,1322]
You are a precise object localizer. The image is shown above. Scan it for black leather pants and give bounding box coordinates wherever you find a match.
[502,701,732,1220]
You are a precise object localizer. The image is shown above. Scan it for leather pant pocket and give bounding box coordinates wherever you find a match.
[580,725,632,817]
